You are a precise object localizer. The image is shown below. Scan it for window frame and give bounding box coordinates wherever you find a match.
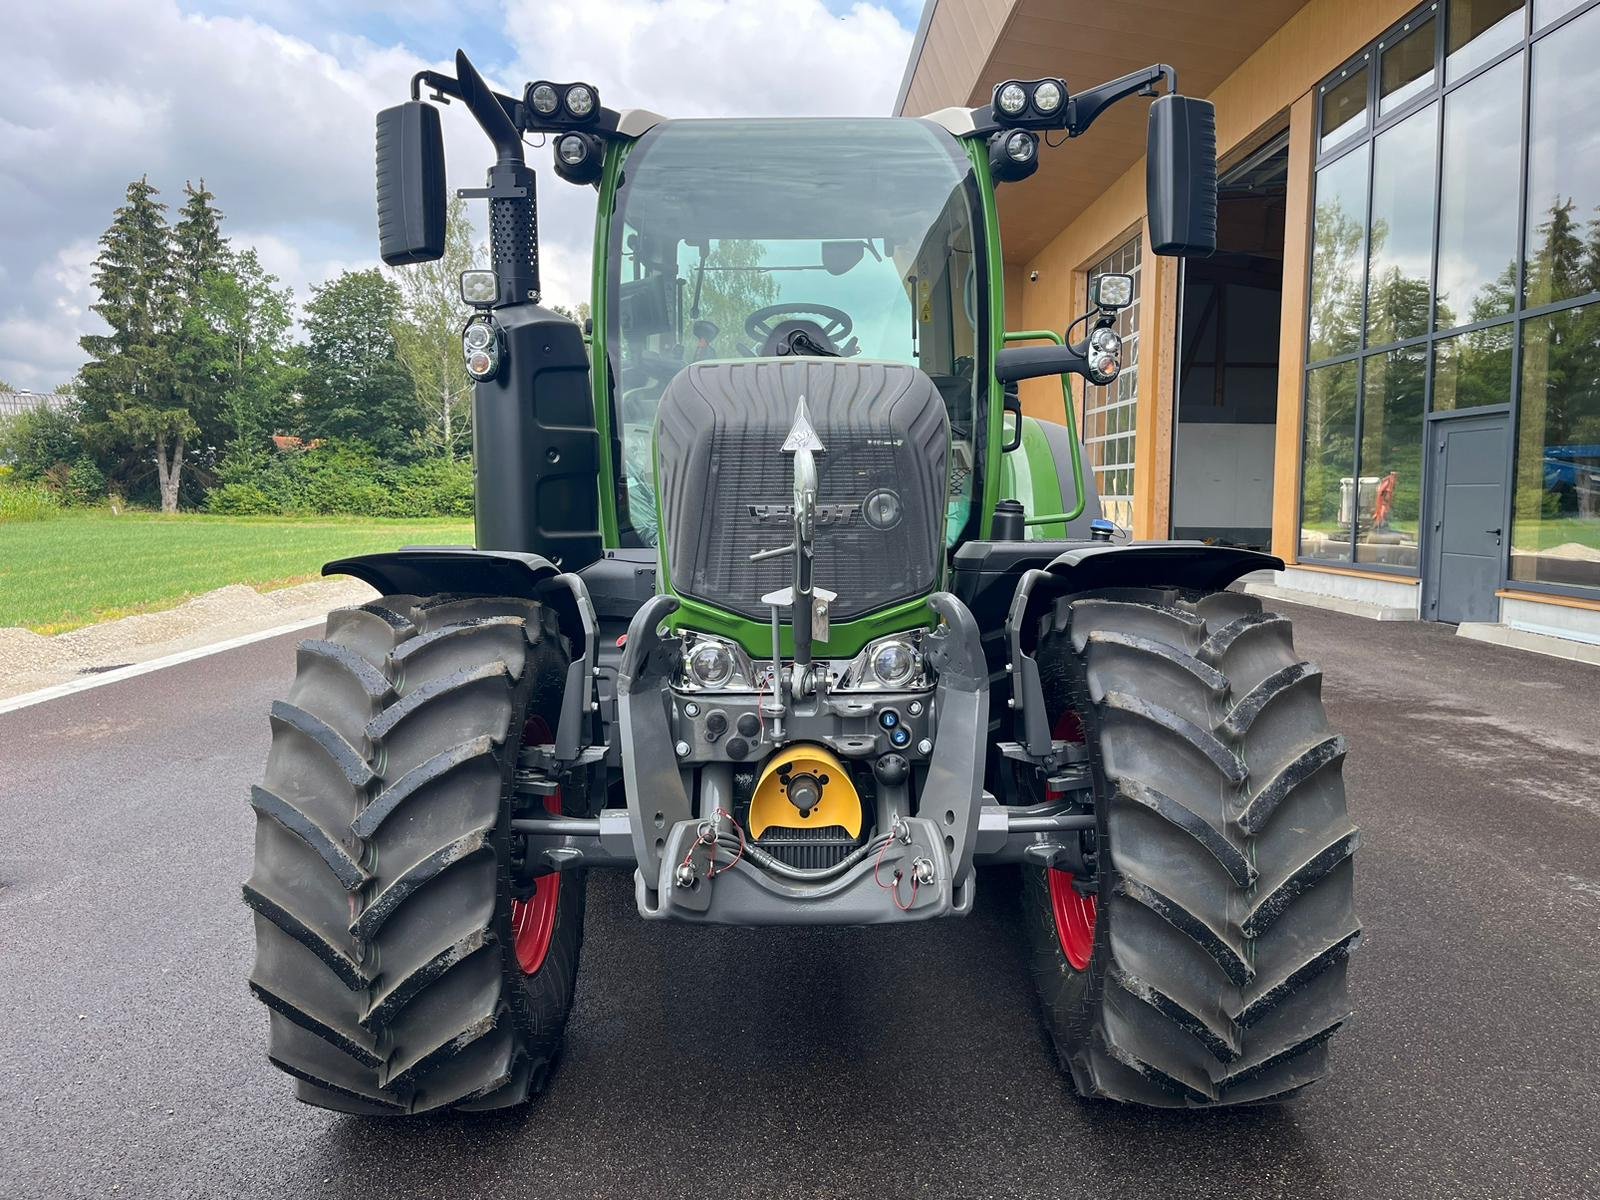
[1300,0,1600,601]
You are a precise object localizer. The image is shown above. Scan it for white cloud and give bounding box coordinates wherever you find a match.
[0,0,912,389]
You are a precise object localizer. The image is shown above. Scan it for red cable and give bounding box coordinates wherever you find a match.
[707,807,745,877]
[872,830,898,890]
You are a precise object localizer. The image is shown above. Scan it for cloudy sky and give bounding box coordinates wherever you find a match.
[0,0,919,391]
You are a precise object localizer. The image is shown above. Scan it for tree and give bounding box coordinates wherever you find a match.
[0,400,83,480]
[202,248,296,449]
[299,269,419,457]
[549,301,591,325]
[390,195,479,459]
[173,180,229,295]
[78,177,194,513]
[695,239,780,356]
[170,181,233,495]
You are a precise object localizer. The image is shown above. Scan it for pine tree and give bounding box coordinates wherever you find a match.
[170,180,234,481]
[78,177,195,513]
[173,180,229,297]
[1526,197,1583,309]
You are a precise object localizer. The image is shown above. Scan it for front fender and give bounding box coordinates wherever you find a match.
[324,547,598,762]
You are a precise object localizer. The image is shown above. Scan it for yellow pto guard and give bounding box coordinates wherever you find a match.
[748,744,862,839]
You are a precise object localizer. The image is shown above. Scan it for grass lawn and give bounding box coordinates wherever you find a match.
[0,511,473,633]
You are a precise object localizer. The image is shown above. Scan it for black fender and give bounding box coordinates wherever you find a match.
[324,548,599,762]
[988,541,1282,760]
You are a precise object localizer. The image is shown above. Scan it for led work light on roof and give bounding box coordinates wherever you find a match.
[996,81,1029,117]
[563,83,595,118]
[528,82,560,115]
[522,80,600,128]
[991,77,1071,130]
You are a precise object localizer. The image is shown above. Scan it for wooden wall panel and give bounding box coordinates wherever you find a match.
[1271,93,1317,563]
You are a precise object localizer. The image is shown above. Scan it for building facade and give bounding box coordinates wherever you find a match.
[898,0,1600,645]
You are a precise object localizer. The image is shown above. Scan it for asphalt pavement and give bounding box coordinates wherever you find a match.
[3,600,1598,1199]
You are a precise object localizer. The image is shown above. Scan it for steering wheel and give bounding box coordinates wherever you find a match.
[744,303,854,355]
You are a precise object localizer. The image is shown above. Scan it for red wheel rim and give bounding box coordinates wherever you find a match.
[510,715,561,976]
[1047,868,1097,970]
[1046,709,1096,970]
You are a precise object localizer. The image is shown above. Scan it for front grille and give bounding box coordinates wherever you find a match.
[755,824,861,871]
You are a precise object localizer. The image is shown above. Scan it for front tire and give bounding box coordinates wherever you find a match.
[244,594,585,1114]
[1023,588,1360,1106]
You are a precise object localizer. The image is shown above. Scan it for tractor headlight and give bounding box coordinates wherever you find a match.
[870,640,918,687]
[557,134,589,165]
[553,132,604,185]
[564,83,596,119]
[686,638,736,689]
[996,81,1028,117]
[528,82,560,116]
[462,317,500,381]
[1090,326,1122,357]
[1005,131,1037,163]
[837,634,932,691]
[1032,79,1064,115]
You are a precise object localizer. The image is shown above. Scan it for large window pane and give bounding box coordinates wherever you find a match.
[1380,14,1437,114]
[1513,304,1600,590]
[1433,323,1515,410]
[1301,361,1360,561]
[1320,62,1369,151]
[1436,55,1523,329]
[1309,145,1370,362]
[1447,0,1525,81]
[1525,4,1600,309]
[1367,103,1438,347]
[1535,0,1588,30]
[1356,347,1426,567]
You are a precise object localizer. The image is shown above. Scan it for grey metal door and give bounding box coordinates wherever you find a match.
[1424,413,1508,624]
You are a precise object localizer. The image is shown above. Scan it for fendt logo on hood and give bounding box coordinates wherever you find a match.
[747,488,903,530]
[748,502,861,525]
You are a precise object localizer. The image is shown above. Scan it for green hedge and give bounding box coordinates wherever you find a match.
[207,443,474,518]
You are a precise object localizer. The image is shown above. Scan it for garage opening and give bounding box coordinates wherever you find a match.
[1171,132,1288,548]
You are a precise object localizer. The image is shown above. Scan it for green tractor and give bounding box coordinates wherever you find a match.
[244,51,1359,1114]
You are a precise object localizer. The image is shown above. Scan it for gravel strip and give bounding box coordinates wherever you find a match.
[0,578,376,702]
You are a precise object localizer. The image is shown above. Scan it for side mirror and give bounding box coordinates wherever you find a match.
[1146,94,1217,257]
[376,101,446,265]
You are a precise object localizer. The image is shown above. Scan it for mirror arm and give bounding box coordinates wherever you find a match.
[1068,63,1176,138]
[410,69,529,146]
[994,342,1093,385]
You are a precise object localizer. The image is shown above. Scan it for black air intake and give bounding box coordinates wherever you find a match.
[655,360,949,623]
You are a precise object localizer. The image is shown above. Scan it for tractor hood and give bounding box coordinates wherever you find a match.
[654,358,949,624]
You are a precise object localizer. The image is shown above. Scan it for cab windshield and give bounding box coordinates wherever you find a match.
[607,117,984,547]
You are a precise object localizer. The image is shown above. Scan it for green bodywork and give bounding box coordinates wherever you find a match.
[585,128,1091,658]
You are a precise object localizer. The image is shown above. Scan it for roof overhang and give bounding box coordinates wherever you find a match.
[896,0,1311,263]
